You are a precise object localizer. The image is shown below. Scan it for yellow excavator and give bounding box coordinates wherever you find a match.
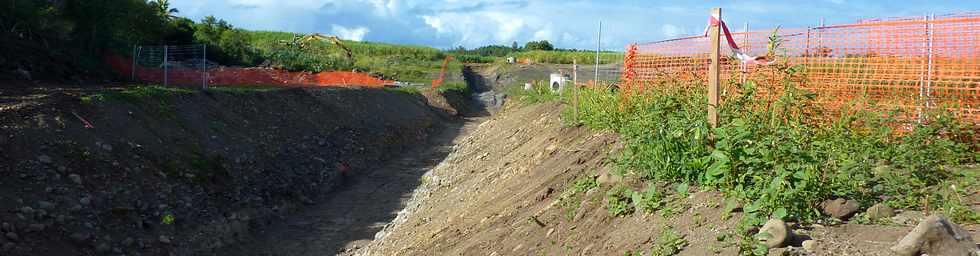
[280,33,354,64]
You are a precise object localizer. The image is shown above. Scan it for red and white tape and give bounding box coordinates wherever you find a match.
[704,14,774,66]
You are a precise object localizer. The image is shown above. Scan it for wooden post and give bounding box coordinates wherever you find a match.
[708,8,721,128]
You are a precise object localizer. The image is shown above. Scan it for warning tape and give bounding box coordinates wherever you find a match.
[704,14,774,66]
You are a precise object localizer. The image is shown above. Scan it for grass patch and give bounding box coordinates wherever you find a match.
[510,50,624,64]
[505,82,562,104]
[82,85,194,104]
[384,86,421,94]
[437,81,469,95]
[205,85,284,93]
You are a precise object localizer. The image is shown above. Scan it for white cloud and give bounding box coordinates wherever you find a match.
[331,25,370,41]
[661,24,683,38]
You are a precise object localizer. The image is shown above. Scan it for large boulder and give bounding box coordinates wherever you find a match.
[890,214,979,256]
[758,219,793,248]
[820,198,860,220]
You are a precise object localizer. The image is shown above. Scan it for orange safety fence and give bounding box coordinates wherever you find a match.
[105,55,394,88]
[623,12,980,124]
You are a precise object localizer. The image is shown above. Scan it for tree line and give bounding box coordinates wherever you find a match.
[1,0,261,69]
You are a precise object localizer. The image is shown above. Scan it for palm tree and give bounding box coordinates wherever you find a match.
[150,0,179,20]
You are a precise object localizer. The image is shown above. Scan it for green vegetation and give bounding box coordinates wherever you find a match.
[384,86,422,95]
[436,81,469,94]
[605,185,635,216]
[562,73,977,226]
[81,85,194,104]
[625,226,688,256]
[513,48,976,254]
[510,50,624,65]
[505,82,561,104]
[650,227,688,256]
[247,31,452,82]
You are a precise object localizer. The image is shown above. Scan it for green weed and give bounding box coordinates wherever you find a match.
[605,185,634,216]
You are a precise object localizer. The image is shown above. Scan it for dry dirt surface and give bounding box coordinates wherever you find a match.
[215,116,483,256]
[351,101,979,256]
[0,85,453,255]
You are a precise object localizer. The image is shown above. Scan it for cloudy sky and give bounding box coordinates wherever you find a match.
[171,0,980,51]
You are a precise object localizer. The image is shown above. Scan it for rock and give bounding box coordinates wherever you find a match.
[96,243,110,253]
[69,232,91,245]
[37,201,55,210]
[37,155,52,164]
[122,237,135,247]
[866,203,896,219]
[19,207,34,215]
[0,223,9,232]
[892,210,926,226]
[890,214,979,256]
[536,187,554,201]
[801,240,816,251]
[820,198,860,220]
[2,242,14,251]
[4,232,18,241]
[26,224,44,232]
[596,172,621,186]
[79,196,91,206]
[758,219,792,248]
[159,235,171,244]
[68,174,82,185]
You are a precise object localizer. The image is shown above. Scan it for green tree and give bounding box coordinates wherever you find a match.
[149,0,179,20]
[525,40,554,51]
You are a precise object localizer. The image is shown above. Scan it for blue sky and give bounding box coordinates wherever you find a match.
[171,0,979,51]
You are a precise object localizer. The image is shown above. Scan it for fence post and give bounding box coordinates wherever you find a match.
[573,59,579,123]
[202,44,208,89]
[131,45,137,84]
[595,21,602,83]
[163,45,168,87]
[708,8,722,128]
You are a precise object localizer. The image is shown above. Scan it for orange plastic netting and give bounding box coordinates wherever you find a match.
[105,55,393,88]
[622,12,980,123]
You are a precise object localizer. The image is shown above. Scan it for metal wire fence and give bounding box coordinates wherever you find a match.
[623,11,980,124]
[110,44,393,88]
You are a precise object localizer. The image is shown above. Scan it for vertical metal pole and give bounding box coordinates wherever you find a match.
[131,45,137,84]
[595,21,602,84]
[163,45,168,87]
[573,59,579,123]
[202,44,207,89]
[708,8,722,128]
[741,21,749,83]
[820,18,825,27]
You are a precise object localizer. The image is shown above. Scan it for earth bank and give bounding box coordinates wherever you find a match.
[0,86,452,255]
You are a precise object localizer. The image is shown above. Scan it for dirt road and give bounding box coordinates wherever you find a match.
[214,117,483,256]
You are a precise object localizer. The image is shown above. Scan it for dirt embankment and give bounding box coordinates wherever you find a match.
[0,87,451,255]
[356,102,979,256]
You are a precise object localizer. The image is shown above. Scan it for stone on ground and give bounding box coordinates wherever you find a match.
[820,198,860,220]
[890,214,979,256]
[758,219,793,248]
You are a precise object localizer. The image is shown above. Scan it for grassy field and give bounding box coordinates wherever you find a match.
[509,50,624,64]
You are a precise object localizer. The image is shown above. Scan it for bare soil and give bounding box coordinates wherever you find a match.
[353,101,979,256]
[0,84,452,255]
